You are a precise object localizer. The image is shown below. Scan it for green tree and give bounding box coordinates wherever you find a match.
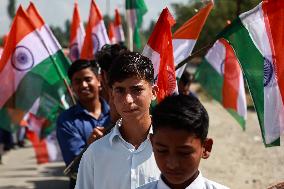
[7,0,16,21]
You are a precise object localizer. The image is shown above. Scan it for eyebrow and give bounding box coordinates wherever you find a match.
[154,142,195,150]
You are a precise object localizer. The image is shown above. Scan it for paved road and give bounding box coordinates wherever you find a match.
[0,145,68,189]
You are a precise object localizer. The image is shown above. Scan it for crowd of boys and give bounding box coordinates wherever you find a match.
[56,44,229,189]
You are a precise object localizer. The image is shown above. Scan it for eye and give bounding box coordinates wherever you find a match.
[178,150,194,156]
[84,77,93,82]
[155,148,168,154]
[114,88,124,94]
[131,87,144,95]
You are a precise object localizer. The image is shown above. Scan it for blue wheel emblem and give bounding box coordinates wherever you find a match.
[11,46,34,71]
[92,33,100,54]
[264,57,274,87]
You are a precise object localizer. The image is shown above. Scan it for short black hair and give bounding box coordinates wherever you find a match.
[179,71,194,85]
[96,44,128,72]
[152,94,209,142]
[68,59,100,81]
[108,51,154,87]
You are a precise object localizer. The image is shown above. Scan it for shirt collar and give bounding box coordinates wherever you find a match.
[157,172,204,189]
[108,118,153,146]
[74,98,110,117]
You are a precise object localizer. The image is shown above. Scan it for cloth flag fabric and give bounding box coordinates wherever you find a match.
[81,0,109,60]
[195,39,247,129]
[0,5,70,132]
[114,8,125,43]
[126,0,147,50]
[69,2,85,62]
[143,8,177,102]
[173,1,213,79]
[218,0,284,146]
[24,98,62,164]
[108,22,116,44]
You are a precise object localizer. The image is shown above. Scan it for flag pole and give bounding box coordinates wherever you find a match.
[175,41,215,71]
[33,27,76,105]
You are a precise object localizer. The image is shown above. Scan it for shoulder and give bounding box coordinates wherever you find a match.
[84,131,112,156]
[137,181,158,189]
[203,178,230,189]
[57,105,80,122]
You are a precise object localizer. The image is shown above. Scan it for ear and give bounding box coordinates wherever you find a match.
[151,85,159,101]
[202,138,213,159]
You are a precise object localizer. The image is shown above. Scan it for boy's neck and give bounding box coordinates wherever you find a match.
[119,114,152,149]
[161,170,199,189]
[80,97,102,119]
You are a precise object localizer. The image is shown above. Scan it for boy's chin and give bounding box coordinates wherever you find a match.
[162,174,188,185]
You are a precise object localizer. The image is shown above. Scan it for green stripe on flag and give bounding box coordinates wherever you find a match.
[195,59,223,103]
[217,18,272,145]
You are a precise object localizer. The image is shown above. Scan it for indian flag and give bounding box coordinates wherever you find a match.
[195,39,247,129]
[108,22,116,44]
[218,0,284,146]
[143,8,177,102]
[173,1,213,79]
[114,8,125,44]
[126,0,147,50]
[0,6,70,132]
[69,1,85,62]
[81,0,110,60]
[24,98,62,164]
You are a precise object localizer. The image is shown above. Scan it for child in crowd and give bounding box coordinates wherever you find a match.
[75,52,160,189]
[139,94,229,189]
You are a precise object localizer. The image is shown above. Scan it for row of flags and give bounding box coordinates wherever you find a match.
[69,0,144,61]
[0,3,71,163]
[144,0,284,147]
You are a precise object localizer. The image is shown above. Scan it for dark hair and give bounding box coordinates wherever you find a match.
[108,51,154,87]
[179,71,194,85]
[152,94,209,142]
[68,59,100,81]
[96,44,128,72]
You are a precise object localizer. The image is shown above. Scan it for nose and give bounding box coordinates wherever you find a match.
[125,93,134,104]
[81,81,88,88]
[166,156,179,170]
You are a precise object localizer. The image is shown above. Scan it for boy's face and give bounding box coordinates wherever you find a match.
[151,127,212,187]
[111,76,157,121]
[71,68,101,102]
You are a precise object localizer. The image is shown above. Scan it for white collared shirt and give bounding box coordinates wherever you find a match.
[137,172,230,189]
[75,119,160,189]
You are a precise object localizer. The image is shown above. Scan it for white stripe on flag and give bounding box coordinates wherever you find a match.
[173,39,196,78]
[143,44,161,79]
[205,41,226,75]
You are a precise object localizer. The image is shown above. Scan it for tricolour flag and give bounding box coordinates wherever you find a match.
[108,22,116,44]
[114,8,125,44]
[0,5,70,132]
[24,98,62,164]
[69,2,85,62]
[81,0,110,60]
[195,39,247,129]
[218,0,284,146]
[126,0,147,50]
[173,1,213,79]
[143,8,177,102]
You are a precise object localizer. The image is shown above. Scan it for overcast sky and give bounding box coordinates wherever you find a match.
[0,0,190,36]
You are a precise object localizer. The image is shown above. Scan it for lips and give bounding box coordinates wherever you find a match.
[122,108,139,113]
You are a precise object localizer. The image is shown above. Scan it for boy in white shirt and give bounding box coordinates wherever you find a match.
[75,52,160,189]
[139,94,229,189]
